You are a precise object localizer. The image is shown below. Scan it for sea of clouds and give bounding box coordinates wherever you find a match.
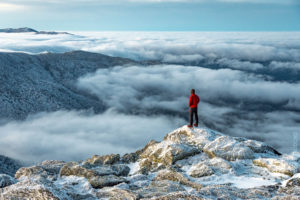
[77,64,300,152]
[0,31,299,163]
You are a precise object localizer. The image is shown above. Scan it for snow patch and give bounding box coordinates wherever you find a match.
[128,162,140,175]
[54,176,95,196]
[281,173,300,187]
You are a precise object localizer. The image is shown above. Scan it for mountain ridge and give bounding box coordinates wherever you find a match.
[0,50,137,120]
[0,27,71,35]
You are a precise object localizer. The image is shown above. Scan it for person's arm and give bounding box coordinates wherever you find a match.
[189,96,192,107]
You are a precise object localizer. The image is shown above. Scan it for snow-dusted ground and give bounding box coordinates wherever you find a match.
[1,125,299,199]
[136,126,299,189]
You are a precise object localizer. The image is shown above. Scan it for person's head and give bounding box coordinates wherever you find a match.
[191,89,195,94]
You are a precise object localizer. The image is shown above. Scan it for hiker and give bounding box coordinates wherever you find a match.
[188,89,200,128]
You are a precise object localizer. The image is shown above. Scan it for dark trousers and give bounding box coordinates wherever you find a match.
[189,107,198,126]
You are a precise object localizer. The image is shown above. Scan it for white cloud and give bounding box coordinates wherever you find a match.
[78,64,300,107]
[0,109,184,163]
[1,31,299,63]
[216,58,264,71]
[269,61,300,71]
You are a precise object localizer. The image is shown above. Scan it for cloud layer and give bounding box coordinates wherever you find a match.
[0,31,299,162]
[0,110,184,163]
[77,64,300,153]
[78,65,300,108]
[1,31,299,65]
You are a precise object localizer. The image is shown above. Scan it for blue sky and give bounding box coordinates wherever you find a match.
[0,0,299,31]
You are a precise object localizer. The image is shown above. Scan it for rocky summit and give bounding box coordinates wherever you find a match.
[0,126,299,199]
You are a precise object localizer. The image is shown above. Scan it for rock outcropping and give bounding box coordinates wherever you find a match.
[0,126,299,199]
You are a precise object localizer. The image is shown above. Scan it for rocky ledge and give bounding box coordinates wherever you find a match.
[0,126,299,199]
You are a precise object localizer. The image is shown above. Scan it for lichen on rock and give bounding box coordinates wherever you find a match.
[188,163,214,178]
[154,169,203,191]
[253,158,300,176]
[84,154,120,166]
[15,160,65,180]
[59,161,128,189]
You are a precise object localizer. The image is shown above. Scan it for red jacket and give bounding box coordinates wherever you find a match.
[189,94,200,108]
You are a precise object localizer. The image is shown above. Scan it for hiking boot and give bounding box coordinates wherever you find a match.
[193,124,198,127]
[187,125,193,128]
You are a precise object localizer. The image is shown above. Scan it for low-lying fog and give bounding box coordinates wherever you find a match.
[0,32,299,163]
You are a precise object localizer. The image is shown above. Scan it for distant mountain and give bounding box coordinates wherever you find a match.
[0,51,137,120]
[0,27,37,33]
[0,27,71,35]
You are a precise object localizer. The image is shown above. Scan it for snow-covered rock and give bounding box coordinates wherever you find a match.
[203,135,255,161]
[188,163,215,178]
[15,160,65,180]
[154,169,203,191]
[138,139,200,173]
[96,187,139,199]
[253,157,300,176]
[59,161,129,189]
[286,177,300,187]
[84,154,120,166]
[0,174,16,188]
[88,174,127,189]
[136,126,280,174]
[54,176,96,199]
[136,180,185,199]
[1,125,299,199]
[0,178,68,200]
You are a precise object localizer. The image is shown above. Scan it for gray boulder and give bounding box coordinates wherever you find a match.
[84,154,120,166]
[136,180,186,199]
[140,192,204,200]
[89,174,127,189]
[96,188,139,200]
[138,140,201,174]
[189,163,214,178]
[122,152,140,164]
[60,162,128,189]
[198,184,277,199]
[154,169,202,191]
[111,164,131,176]
[0,178,68,200]
[15,160,65,180]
